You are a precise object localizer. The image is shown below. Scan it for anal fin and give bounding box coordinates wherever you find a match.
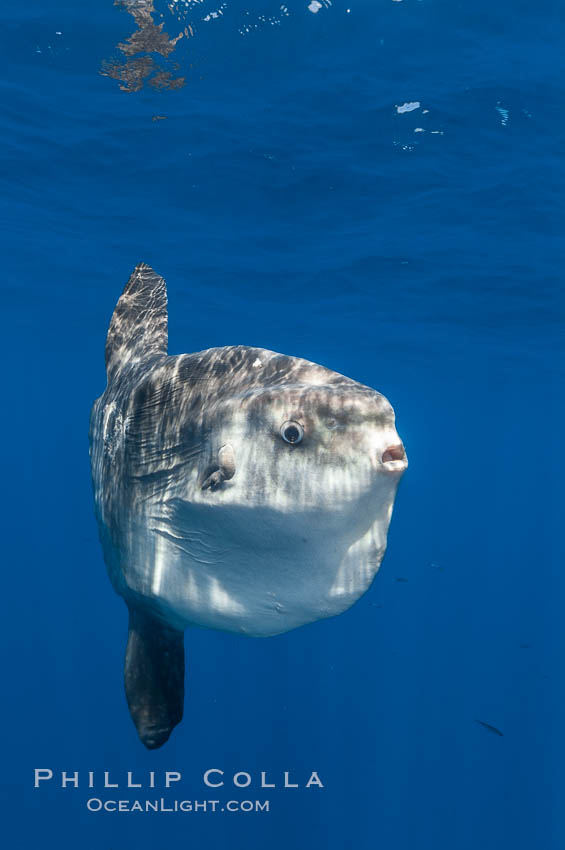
[124,606,185,749]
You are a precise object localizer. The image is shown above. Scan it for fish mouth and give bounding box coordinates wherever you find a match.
[381,444,408,472]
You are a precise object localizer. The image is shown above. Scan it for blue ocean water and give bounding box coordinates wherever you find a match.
[1,0,563,847]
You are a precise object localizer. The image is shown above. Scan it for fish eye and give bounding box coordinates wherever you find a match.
[325,417,338,430]
[280,420,304,445]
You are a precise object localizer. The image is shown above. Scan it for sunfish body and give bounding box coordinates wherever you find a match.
[89,263,408,748]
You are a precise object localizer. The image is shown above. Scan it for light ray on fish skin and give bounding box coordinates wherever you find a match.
[151,530,168,596]
[207,577,246,616]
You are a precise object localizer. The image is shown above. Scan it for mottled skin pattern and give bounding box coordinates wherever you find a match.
[90,263,407,748]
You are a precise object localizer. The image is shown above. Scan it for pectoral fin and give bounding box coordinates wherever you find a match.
[124,605,185,749]
[202,443,236,491]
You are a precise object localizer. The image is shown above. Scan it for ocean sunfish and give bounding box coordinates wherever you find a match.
[89,263,408,748]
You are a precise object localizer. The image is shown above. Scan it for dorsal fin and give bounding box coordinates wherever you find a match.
[105,263,168,382]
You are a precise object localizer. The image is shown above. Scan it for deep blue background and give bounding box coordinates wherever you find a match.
[1,1,563,848]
